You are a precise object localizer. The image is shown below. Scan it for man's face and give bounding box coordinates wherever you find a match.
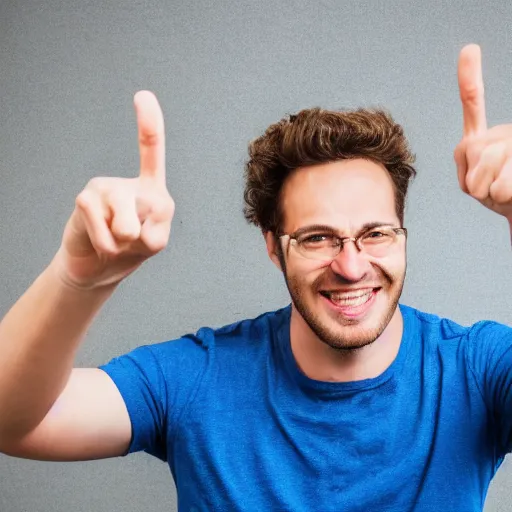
[272,158,407,351]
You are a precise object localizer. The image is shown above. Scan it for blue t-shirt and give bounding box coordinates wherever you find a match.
[99,304,512,511]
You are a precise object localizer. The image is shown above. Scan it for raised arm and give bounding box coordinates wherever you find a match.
[454,44,512,232]
[0,91,174,460]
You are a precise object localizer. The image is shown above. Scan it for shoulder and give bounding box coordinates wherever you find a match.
[210,305,290,348]
[400,303,471,341]
[400,303,512,361]
[142,305,291,364]
[100,306,291,407]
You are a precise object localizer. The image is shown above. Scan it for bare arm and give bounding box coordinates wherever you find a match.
[0,258,129,458]
[0,91,173,460]
[1,368,131,461]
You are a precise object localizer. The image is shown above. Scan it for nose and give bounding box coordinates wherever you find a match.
[329,241,369,282]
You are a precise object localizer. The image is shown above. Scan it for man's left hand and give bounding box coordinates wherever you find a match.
[454,44,512,222]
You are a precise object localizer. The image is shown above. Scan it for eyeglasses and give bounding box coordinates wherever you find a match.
[279,226,407,261]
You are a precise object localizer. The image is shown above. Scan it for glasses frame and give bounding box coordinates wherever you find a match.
[279,226,407,261]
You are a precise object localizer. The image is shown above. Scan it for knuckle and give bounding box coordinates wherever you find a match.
[469,187,486,201]
[460,84,483,105]
[478,144,494,160]
[106,181,132,201]
[147,239,167,254]
[112,225,138,241]
[485,141,507,159]
[87,176,106,191]
[113,224,141,243]
[466,176,486,201]
[105,188,122,207]
[465,142,483,164]
[139,131,160,147]
[147,194,175,221]
[100,245,121,258]
[142,223,171,254]
[75,189,96,211]
[149,236,169,254]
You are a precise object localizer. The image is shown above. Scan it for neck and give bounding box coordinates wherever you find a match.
[289,306,403,382]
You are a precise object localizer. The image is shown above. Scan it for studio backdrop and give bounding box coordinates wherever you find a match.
[1,0,511,511]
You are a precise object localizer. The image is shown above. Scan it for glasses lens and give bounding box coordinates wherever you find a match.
[360,228,397,257]
[296,234,340,260]
[291,228,404,260]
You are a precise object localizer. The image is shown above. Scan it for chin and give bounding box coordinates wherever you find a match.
[286,262,405,352]
[294,289,400,351]
[318,324,386,351]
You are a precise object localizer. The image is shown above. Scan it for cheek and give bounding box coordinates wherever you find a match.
[286,262,329,292]
[370,253,406,282]
[287,258,329,280]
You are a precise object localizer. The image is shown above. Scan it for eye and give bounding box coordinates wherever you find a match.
[366,230,386,238]
[362,229,394,244]
[298,234,337,247]
[303,234,329,243]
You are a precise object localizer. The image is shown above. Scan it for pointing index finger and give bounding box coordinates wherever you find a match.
[458,44,487,136]
[134,90,166,185]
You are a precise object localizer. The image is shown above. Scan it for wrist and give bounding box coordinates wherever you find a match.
[49,250,118,296]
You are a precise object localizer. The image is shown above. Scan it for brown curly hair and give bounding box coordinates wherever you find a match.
[243,107,416,234]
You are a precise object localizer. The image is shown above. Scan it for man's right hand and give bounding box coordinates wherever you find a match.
[55,91,174,290]
[0,92,173,460]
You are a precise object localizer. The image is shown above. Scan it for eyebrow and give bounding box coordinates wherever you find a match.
[291,222,397,237]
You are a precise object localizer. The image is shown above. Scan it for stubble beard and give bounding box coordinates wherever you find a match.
[284,267,406,352]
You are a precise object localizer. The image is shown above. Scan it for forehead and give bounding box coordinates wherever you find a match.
[280,158,398,232]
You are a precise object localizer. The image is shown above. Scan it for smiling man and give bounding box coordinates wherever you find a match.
[1,44,512,511]
[262,155,408,381]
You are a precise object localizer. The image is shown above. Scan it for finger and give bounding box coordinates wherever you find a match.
[108,189,142,242]
[465,142,507,200]
[454,142,469,193]
[140,217,172,254]
[139,198,174,254]
[75,189,118,255]
[489,157,512,204]
[458,44,487,136]
[134,90,166,185]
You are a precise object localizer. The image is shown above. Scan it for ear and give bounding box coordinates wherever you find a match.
[263,231,283,271]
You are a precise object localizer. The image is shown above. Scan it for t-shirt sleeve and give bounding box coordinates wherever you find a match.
[98,331,211,462]
[466,320,512,455]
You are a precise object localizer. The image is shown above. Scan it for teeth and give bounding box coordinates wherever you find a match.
[329,291,372,307]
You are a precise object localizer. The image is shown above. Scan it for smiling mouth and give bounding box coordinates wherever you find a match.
[320,288,380,307]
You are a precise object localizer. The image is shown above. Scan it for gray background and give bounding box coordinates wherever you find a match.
[1,0,511,510]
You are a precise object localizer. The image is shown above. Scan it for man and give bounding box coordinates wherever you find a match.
[0,44,511,511]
